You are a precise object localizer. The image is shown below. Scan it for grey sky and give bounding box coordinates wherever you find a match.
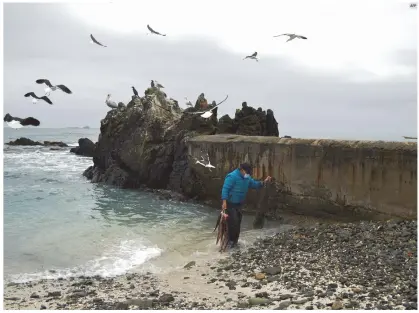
[3,2,417,140]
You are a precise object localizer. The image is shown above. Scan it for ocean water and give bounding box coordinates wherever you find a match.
[3,128,283,283]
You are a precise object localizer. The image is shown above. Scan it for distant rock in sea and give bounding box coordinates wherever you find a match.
[83,126,90,129]
[6,137,68,147]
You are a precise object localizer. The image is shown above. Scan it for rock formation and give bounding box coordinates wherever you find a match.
[70,138,96,157]
[6,137,68,147]
[83,87,280,207]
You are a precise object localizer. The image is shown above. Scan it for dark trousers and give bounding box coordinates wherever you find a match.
[226,202,243,245]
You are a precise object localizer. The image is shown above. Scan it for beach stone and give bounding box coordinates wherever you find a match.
[114,302,129,310]
[237,301,249,308]
[279,294,293,300]
[292,298,309,305]
[264,266,281,275]
[255,291,269,298]
[248,297,271,306]
[126,299,154,309]
[255,273,266,280]
[30,292,40,299]
[183,261,196,269]
[40,305,47,310]
[332,300,343,310]
[5,297,20,301]
[276,300,291,309]
[159,294,175,304]
[47,291,61,297]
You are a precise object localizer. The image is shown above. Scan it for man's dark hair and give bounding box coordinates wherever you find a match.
[240,163,252,175]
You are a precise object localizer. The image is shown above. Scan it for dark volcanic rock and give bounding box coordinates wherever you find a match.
[6,137,68,147]
[70,138,96,157]
[82,87,278,196]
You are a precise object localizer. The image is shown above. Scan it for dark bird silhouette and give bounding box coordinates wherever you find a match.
[24,92,53,105]
[151,80,155,88]
[147,24,166,36]
[90,34,107,47]
[132,86,139,97]
[4,113,40,128]
[35,79,72,96]
[243,51,259,61]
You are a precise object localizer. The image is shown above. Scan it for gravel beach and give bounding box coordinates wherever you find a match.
[4,219,417,310]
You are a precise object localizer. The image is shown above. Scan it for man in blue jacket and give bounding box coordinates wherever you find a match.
[221,163,272,248]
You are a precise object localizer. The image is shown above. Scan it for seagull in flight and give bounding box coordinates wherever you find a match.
[147,24,166,36]
[35,79,72,96]
[90,34,107,47]
[185,95,228,119]
[4,113,40,129]
[105,94,118,109]
[24,92,53,105]
[243,52,259,62]
[194,151,216,172]
[273,33,307,42]
[403,136,417,140]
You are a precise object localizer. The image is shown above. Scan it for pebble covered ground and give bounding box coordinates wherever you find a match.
[4,219,417,310]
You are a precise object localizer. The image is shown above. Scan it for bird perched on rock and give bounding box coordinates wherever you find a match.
[105,94,118,109]
[24,92,53,105]
[131,86,139,97]
[150,80,155,88]
[35,79,72,97]
[147,24,166,36]
[154,80,164,89]
[243,52,259,62]
[4,113,40,129]
[273,33,307,42]
[90,34,107,47]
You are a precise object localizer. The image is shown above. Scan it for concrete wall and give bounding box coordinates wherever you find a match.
[188,135,417,219]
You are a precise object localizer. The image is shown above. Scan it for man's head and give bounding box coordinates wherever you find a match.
[239,163,252,178]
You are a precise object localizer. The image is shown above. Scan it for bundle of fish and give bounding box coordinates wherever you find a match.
[213,211,229,252]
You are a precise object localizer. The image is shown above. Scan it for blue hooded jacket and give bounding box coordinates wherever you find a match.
[221,168,263,204]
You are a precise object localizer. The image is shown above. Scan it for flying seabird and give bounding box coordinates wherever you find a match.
[147,24,166,36]
[35,79,72,96]
[24,92,53,105]
[273,33,307,42]
[194,151,216,171]
[403,136,417,140]
[243,52,259,62]
[105,94,118,109]
[90,34,107,47]
[131,86,139,97]
[185,95,229,119]
[4,113,40,129]
[185,97,193,107]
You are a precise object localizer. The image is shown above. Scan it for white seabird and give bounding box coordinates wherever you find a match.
[35,79,72,96]
[105,94,118,109]
[185,95,229,119]
[273,33,307,42]
[194,151,216,171]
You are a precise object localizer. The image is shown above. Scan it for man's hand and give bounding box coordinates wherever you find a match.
[264,176,272,183]
[222,200,227,211]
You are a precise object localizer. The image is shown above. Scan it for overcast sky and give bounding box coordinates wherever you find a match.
[3,0,417,140]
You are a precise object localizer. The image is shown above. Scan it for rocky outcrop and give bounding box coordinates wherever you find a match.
[6,137,68,147]
[70,138,96,157]
[217,102,279,136]
[83,87,279,205]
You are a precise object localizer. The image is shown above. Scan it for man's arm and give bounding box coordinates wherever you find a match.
[249,177,264,190]
[221,174,235,201]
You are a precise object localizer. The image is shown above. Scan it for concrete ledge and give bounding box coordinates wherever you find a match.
[188,135,417,219]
